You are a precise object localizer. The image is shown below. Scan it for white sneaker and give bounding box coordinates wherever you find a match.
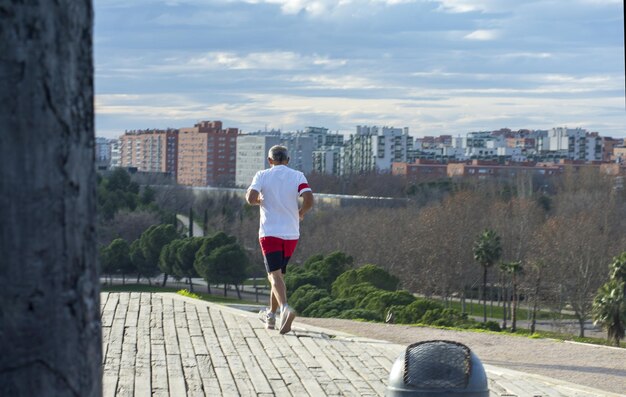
[258,308,275,330]
[279,306,296,334]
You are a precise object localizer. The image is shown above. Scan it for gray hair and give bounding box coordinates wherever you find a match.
[268,145,289,162]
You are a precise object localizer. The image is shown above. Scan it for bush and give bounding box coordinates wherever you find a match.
[304,251,353,290]
[331,264,398,298]
[359,290,416,317]
[420,308,466,327]
[285,272,323,294]
[394,299,445,324]
[473,320,501,332]
[289,284,329,314]
[338,309,382,322]
[302,297,353,318]
[354,264,399,291]
[339,282,381,306]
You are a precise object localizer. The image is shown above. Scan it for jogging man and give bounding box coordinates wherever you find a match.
[246,145,314,334]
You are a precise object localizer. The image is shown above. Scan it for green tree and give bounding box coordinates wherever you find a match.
[130,239,147,283]
[104,238,133,284]
[194,231,237,293]
[500,261,523,331]
[198,243,249,298]
[188,207,194,237]
[140,185,156,205]
[160,239,183,285]
[593,279,626,347]
[139,224,179,285]
[609,253,626,291]
[473,229,502,323]
[174,237,203,292]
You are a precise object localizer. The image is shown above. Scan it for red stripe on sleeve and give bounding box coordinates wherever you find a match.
[298,183,309,193]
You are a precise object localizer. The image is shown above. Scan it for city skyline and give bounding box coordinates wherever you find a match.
[95,0,626,139]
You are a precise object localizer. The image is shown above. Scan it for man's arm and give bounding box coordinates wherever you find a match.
[246,189,262,206]
[299,191,314,220]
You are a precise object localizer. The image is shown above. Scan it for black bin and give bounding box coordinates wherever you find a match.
[386,340,488,397]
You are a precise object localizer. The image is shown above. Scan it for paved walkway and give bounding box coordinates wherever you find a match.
[101,292,623,396]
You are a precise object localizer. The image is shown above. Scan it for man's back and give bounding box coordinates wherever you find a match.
[249,165,310,239]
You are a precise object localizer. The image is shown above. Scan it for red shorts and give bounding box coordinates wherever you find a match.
[259,237,298,273]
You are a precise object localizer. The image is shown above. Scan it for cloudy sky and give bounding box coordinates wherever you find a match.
[94,0,626,139]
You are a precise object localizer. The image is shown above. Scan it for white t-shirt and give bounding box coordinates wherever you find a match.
[248,165,312,239]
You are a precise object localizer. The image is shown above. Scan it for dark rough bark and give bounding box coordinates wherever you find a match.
[0,2,101,397]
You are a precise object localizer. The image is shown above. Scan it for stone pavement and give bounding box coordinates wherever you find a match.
[101,292,623,396]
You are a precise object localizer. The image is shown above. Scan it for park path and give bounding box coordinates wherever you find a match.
[101,292,623,396]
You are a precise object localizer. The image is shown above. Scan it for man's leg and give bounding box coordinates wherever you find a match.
[268,270,287,307]
[269,283,280,314]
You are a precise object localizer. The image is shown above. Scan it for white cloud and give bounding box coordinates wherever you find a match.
[289,74,382,89]
[464,29,500,41]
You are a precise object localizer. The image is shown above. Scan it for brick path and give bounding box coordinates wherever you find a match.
[101,292,622,396]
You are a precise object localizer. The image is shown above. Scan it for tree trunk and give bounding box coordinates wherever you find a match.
[530,297,538,334]
[224,284,228,297]
[511,276,518,332]
[0,2,101,396]
[137,274,141,283]
[188,277,194,292]
[188,207,193,237]
[482,267,488,322]
[577,316,586,338]
[162,273,168,287]
[530,274,541,334]
[206,283,211,294]
[235,284,242,300]
[461,289,466,314]
[502,286,507,330]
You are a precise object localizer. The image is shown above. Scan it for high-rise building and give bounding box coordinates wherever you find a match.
[235,134,281,187]
[119,129,178,176]
[110,139,121,168]
[95,137,112,169]
[537,127,602,162]
[279,133,314,174]
[313,145,343,176]
[344,125,412,174]
[177,121,238,186]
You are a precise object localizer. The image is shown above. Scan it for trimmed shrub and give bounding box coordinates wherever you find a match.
[395,299,445,324]
[420,308,466,327]
[302,297,353,318]
[289,284,329,314]
[285,272,323,294]
[359,290,416,317]
[338,309,382,322]
[473,320,502,332]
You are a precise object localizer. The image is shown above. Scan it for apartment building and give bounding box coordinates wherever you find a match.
[279,133,314,174]
[313,145,344,176]
[95,137,112,169]
[344,125,412,174]
[177,121,238,187]
[235,134,281,187]
[110,139,120,168]
[119,129,178,176]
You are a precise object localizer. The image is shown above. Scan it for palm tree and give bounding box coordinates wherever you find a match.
[500,261,523,331]
[609,253,626,291]
[473,229,502,323]
[592,279,626,347]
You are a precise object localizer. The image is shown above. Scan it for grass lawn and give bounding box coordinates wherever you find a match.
[101,283,260,306]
